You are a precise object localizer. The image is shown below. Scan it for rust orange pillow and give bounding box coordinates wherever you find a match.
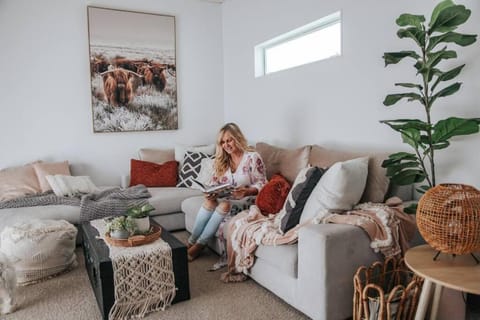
[255,174,291,215]
[129,159,178,187]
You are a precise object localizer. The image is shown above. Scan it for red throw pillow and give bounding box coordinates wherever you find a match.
[129,159,178,187]
[255,174,291,215]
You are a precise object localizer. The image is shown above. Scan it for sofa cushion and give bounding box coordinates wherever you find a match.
[0,163,42,201]
[46,175,99,197]
[255,142,310,184]
[278,166,325,233]
[33,161,71,193]
[301,157,369,223]
[177,151,213,188]
[254,243,298,278]
[138,148,175,163]
[130,159,178,187]
[309,145,389,203]
[255,174,291,215]
[148,187,203,216]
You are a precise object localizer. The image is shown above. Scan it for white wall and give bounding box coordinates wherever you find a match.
[0,0,224,185]
[222,0,480,188]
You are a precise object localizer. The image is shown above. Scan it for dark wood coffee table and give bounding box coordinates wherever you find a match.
[80,220,190,320]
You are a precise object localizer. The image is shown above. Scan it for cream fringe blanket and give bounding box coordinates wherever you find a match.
[221,197,416,282]
[91,219,176,320]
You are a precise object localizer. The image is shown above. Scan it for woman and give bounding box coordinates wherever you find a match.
[187,123,267,261]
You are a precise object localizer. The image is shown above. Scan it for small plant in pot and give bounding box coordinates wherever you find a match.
[126,203,155,233]
[106,216,136,239]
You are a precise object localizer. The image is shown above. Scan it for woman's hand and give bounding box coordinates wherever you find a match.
[204,193,218,201]
[231,187,256,200]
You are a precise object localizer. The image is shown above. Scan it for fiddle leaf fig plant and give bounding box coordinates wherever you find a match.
[381,0,479,194]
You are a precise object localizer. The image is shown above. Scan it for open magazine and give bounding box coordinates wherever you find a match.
[192,179,234,197]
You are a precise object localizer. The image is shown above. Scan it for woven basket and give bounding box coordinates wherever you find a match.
[353,258,423,320]
[416,183,480,255]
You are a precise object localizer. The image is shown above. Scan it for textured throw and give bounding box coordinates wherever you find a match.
[91,219,176,320]
[221,198,416,282]
[0,185,151,222]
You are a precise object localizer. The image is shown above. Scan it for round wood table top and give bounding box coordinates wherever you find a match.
[405,244,480,295]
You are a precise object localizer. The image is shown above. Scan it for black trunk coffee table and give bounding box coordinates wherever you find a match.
[80,220,190,320]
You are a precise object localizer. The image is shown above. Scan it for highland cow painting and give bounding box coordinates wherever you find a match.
[87,6,177,132]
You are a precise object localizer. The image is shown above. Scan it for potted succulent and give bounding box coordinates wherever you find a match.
[106,216,136,239]
[126,203,155,233]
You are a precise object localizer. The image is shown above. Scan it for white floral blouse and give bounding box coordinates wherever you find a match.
[209,151,267,191]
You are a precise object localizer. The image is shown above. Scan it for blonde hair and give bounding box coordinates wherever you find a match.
[214,123,254,177]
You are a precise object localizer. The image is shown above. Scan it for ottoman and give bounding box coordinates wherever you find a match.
[0,219,78,285]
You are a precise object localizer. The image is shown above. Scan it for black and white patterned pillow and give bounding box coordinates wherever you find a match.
[277,166,326,233]
[177,151,214,188]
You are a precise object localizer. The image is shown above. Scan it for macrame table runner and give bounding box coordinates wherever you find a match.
[90,219,176,320]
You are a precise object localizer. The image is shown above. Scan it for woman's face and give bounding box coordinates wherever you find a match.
[220,131,239,155]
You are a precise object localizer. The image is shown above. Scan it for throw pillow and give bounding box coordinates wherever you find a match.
[309,145,389,203]
[129,159,178,187]
[300,157,369,223]
[255,174,291,215]
[138,148,175,163]
[276,166,325,233]
[192,157,215,189]
[46,175,99,197]
[174,144,216,171]
[0,162,42,201]
[255,142,310,184]
[177,151,214,188]
[33,161,71,193]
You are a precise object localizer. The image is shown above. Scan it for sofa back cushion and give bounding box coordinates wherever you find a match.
[309,145,389,203]
[138,148,175,164]
[0,163,42,201]
[255,142,310,185]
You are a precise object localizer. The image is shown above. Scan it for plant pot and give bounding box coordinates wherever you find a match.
[134,217,150,233]
[110,229,130,239]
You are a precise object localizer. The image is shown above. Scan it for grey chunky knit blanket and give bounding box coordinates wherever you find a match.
[0,185,151,222]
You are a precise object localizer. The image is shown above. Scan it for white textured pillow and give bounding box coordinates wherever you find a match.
[191,157,215,190]
[46,175,99,197]
[300,157,369,223]
[174,144,216,170]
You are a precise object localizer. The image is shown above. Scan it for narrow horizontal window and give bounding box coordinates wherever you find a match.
[255,11,342,77]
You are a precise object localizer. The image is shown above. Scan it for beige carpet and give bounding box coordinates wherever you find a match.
[4,231,310,320]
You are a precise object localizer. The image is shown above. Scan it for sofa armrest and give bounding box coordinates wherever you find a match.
[297,223,381,320]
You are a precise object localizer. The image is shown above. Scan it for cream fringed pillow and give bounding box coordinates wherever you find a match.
[0,163,42,201]
[45,175,98,197]
[33,161,71,192]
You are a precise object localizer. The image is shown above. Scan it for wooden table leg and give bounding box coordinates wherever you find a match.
[415,279,433,320]
[429,284,443,320]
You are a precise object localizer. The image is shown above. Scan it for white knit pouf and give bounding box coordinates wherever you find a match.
[0,219,78,285]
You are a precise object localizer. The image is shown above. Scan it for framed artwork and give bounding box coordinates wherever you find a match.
[87,6,177,133]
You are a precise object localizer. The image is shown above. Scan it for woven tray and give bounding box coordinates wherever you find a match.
[104,225,162,247]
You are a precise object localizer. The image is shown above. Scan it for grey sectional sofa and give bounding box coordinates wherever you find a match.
[0,142,413,320]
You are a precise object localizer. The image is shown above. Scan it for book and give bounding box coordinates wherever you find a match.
[191,179,234,197]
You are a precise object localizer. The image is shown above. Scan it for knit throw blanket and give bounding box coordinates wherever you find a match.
[0,185,151,222]
[90,219,176,320]
[220,197,416,283]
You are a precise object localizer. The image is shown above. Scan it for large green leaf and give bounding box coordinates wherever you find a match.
[432,117,480,143]
[396,14,425,29]
[426,48,457,68]
[431,64,465,92]
[429,0,455,30]
[397,27,426,47]
[381,119,430,131]
[395,83,423,91]
[401,128,421,148]
[389,169,426,185]
[428,32,477,51]
[382,152,418,167]
[429,5,472,34]
[383,51,420,66]
[430,82,461,105]
[386,161,420,176]
[383,93,423,106]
